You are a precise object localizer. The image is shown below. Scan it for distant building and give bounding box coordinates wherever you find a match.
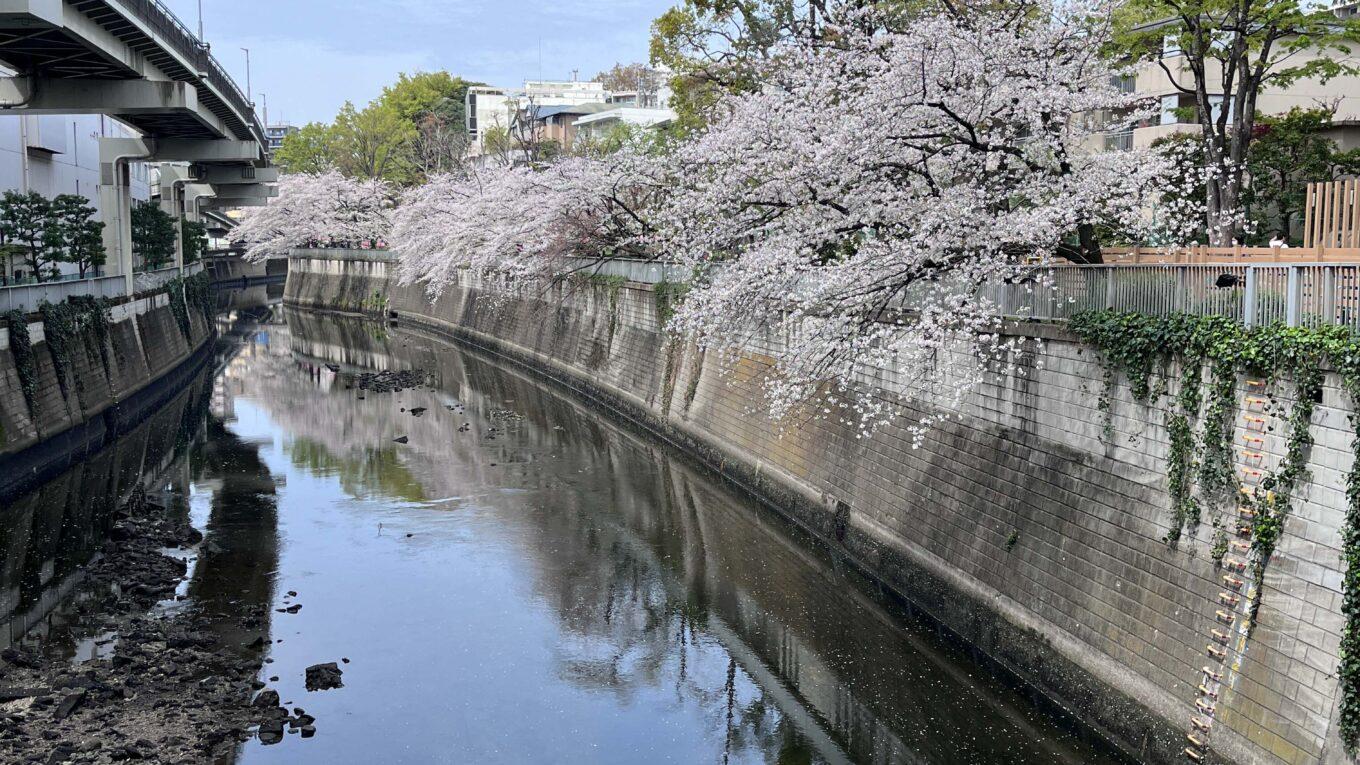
[265,124,299,155]
[524,103,616,151]
[0,114,150,284]
[575,107,676,142]
[465,79,610,154]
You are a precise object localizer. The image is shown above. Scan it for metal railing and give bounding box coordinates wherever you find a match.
[562,256,689,283]
[985,263,1360,328]
[0,275,125,314]
[288,249,1360,330]
[0,263,204,314]
[116,0,263,143]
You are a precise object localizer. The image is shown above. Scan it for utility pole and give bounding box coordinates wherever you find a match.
[261,93,268,129]
[197,0,203,41]
[241,47,252,106]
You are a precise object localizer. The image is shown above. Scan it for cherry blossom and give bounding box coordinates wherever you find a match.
[234,171,392,261]
[392,154,660,297]
[648,0,1195,438]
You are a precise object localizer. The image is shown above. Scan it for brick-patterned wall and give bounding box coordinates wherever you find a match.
[287,254,1358,765]
[0,297,211,485]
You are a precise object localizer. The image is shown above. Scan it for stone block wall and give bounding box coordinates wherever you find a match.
[0,293,212,495]
[286,253,1359,765]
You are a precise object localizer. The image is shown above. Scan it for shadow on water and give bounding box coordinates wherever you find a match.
[0,291,1131,764]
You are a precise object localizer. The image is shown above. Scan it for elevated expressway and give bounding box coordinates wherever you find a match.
[0,0,276,290]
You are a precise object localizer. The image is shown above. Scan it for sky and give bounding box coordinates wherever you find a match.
[159,0,674,126]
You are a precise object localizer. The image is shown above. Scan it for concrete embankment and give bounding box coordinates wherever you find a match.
[0,288,214,499]
[286,250,1356,765]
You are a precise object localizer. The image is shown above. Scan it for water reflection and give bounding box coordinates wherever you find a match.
[223,308,1124,765]
[0,295,1129,764]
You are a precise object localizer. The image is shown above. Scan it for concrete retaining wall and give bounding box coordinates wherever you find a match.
[0,292,213,498]
[286,252,1359,765]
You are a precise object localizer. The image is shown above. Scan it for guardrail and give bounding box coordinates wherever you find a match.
[986,264,1360,328]
[0,275,125,314]
[0,263,203,314]
[562,256,688,283]
[119,0,264,143]
[289,250,1360,329]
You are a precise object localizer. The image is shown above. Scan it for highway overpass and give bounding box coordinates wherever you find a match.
[0,0,273,291]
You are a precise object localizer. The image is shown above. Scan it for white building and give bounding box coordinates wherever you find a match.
[466,79,610,153]
[575,107,676,141]
[0,114,150,283]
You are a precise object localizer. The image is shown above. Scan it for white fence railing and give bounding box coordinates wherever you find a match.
[985,264,1360,328]
[0,275,126,315]
[290,250,1360,330]
[0,262,204,315]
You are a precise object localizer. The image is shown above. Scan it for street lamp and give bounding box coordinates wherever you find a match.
[240,47,252,106]
[197,0,203,40]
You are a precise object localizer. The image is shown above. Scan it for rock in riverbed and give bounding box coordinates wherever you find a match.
[304,663,344,691]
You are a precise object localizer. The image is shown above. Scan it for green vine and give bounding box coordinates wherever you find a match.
[1074,310,1360,754]
[68,295,113,376]
[39,299,79,399]
[654,281,689,329]
[166,275,191,340]
[4,309,37,414]
[184,271,213,325]
[1342,393,1360,752]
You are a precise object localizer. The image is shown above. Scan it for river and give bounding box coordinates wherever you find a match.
[0,294,1128,764]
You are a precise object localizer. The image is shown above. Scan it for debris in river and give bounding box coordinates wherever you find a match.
[355,368,429,393]
[304,663,344,692]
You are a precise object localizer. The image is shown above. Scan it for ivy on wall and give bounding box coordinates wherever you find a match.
[184,271,212,325]
[37,295,116,401]
[3,308,37,415]
[68,295,113,376]
[166,275,191,340]
[654,281,689,329]
[1071,309,1360,754]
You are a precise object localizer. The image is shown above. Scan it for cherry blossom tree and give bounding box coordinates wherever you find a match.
[392,153,659,296]
[649,0,1195,438]
[234,171,392,261]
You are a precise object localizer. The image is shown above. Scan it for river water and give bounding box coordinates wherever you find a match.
[0,294,1127,765]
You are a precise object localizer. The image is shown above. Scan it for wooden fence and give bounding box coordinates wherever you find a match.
[1304,179,1360,249]
[1101,245,1360,264]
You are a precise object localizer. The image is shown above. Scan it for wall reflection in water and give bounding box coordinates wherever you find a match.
[0,294,1127,765]
[224,307,1125,765]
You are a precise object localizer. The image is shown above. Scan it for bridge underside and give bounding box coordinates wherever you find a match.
[0,0,261,144]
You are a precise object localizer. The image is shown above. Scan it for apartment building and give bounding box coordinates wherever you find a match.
[265,123,299,155]
[465,79,609,152]
[1108,23,1360,151]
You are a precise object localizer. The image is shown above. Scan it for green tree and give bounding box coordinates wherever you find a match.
[1243,108,1360,243]
[0,191,54,281]
[650,0,819,131]
[331,100,416,183]
[49,194,104,277]
[594,62,663,102]
[377,71,480,126]
[275,122,336,174]
[1114,0,1360,242]
[181,217,209,264]
[131,203,176,270]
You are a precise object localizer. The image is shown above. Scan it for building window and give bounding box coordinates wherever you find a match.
[1160,94,1179,125]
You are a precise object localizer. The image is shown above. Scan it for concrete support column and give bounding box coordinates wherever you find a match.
[158,166,188,273]
[98,137,153,296]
